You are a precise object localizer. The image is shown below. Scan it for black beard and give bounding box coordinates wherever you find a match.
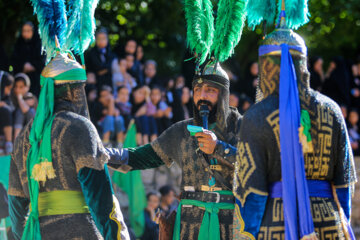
[193,100,217,126]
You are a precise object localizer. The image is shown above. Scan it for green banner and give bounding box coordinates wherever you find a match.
[0,155,11,190]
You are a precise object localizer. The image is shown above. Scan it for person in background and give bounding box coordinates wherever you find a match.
[348,108,360,156]
[115,86,133,128]
[145,86,158,142]
[144,60,160,87]
[12,73,36,139]
[241,61,258,101]
[141,192,160,240]
[350,58,360,108]
[238,94,253,114]
[229,92,241,112]
[0,72,14,154]
[150,86,172,135]
[86,28,115,91]
[11,22,45,96]
[134,45,145,85]
[172,86,192,123]
[159,185,178,218]
[112,58,137,94]
[309,56,324,91]
[131,86,150,145]
[23,92,38,110]
[322,56,351,106]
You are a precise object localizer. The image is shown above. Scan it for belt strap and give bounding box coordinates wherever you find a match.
[38,190,89,217]
[269,180,333,198]
[182,191,234,204]
[173,198,234,240]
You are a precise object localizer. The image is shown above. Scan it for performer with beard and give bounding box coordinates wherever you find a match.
[109,61,242,240]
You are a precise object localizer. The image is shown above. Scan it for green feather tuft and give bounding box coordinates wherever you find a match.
[278,0,310,29]
[246,0,277,29]
[184,0,214,64]
[65,0,99,54]
[212,0,248,62]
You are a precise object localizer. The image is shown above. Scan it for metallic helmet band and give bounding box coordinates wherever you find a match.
[192,75,229,90]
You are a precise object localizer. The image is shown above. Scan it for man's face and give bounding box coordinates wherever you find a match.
[14,80,29,96]
[96,33,108,49]
[193,83,219,111]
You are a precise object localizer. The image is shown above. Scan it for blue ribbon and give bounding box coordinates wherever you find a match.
[269,180,333,198]
[259,43,314,239]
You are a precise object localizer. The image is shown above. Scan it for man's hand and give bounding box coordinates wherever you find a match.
[195,130,217,154]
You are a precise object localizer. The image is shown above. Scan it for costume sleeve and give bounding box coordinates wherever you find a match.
[150,121,187,167]
[333,114,357,188]
[68,118,110,172]
[8,195,29,240]
[233,114,269,239]
[78,166,129,240]
[8,158,26,198]
[106,145,164,171]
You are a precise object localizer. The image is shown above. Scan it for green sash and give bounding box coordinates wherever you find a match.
[173,191,234,240]
[38,190,89,217]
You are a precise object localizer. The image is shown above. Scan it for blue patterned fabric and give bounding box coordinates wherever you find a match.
[336,187,351,220]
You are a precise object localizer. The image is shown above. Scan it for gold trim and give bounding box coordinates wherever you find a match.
[204,165,223,171]
[54,80,85,84]
[236,187,268,207]
[331,184,352,240]
[109,197,122,240]
[235,204,256,240]
[261,49,305,57]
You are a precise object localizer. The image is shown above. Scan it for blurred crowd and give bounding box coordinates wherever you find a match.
[1,22,360,238]
[1,22,360,158]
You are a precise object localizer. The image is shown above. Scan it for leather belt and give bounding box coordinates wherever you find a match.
[181,191,234,204]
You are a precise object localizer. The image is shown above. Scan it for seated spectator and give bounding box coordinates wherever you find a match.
[150,86,172,135]
[144,60,160,87]
[172,86,192,123]
[350,58,360,108]
[90,85,125,147]
[159,185,178,218]
[12,73,36,139]
[115,86,132,129]
[0,72,14,154]
[348,109,360,156]
[131,86,155,145]
[309,56,324,91]
[141,192,160,240]
[23,92,38,110]
[145,86,158,142]
[164,78,175,105]
[86,28,115,91]
[112,57,137,94]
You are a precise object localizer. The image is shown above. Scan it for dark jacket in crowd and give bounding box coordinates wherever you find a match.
[11,32,45,96]
[86,45,115,91]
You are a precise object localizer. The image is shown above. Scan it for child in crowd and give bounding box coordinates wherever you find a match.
[0,72,14,154]
[131,86,157,145]
[348,109,360,156]
[112,58,137,94]
[115,86,132,129]
[141,192,160,240]
[150,86,172,135]
[12,73,36,139]
[91,86,125,147]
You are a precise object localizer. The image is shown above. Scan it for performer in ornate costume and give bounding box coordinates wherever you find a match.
[110,61,242,240]
[8,0,129,239]
[233,1,357,239]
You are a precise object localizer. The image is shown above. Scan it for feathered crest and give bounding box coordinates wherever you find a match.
[246,0,309,29]
[30,0,67,60]
[30,0,99,60]
[65,0,99,54]
[212,0,248,62]
[184,0,214,64]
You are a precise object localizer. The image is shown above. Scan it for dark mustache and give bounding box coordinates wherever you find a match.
[196,100,213,108]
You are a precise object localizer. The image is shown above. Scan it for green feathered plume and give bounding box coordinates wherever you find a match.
[246,0,277,29]
[65,0,99,54]
[212,0,248,62]
[278,0,309,29]
[184,0,214,64]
